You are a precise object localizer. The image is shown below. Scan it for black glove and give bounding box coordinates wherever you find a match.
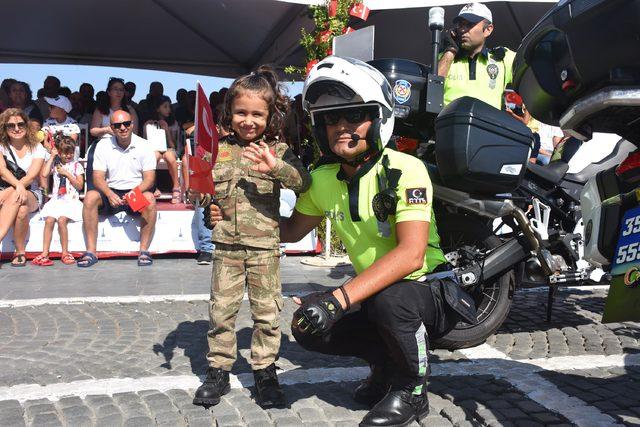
[200,195,219,230]
[441,29,460,55]
[203,203,213,230]
[292,292,344,336]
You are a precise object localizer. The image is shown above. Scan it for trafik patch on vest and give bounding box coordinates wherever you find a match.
[406,188,427,204]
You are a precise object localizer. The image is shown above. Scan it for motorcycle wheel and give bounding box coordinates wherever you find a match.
[433,214,515,350]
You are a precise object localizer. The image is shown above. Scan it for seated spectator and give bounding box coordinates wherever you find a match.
[79,83,96,114]
[0,108,46,267]
[1,78,17,96]
[33,135,85,266]
[139,81,164,121]
[175,90,196,131]
[537,122,563,165]
[172,88,187,114]
[36,76,61,119]
[42,95,80,143]
[59,87,72,98]
[143,95,181,203]
[90,78,139,139]
[79,110,156,268]
[8,81,43,127]
[69,92,93,125]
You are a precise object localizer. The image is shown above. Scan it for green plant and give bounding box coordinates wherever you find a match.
[284,0,362,78]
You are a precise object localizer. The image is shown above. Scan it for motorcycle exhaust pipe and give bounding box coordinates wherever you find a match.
[458,238,529,286]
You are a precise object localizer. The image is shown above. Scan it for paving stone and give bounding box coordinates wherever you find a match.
[123,415,155,426]
[273,417,304,426]
[529,412,564,424]
[420,416,453,427]
[60,405,92,419]
[30,412,64,427]
[64,415,94,427]
[0,411,26,427]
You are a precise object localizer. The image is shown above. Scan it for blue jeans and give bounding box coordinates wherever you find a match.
[193,206,214,253]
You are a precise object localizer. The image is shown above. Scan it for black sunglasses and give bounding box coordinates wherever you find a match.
[111,121,132,129]
[318,107,374,126]
[4,122,27,130]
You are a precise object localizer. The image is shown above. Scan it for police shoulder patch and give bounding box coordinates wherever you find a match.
[405,188,427,204]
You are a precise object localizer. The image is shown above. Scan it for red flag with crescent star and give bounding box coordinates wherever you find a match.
[186,81,218,195]
[195,81,218,159]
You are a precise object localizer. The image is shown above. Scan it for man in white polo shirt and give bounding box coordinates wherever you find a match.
[78,110,157,267]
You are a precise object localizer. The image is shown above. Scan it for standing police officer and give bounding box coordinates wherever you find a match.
[438,2,515,109]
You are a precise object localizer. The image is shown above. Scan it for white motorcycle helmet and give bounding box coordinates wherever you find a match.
[302,56,395,163]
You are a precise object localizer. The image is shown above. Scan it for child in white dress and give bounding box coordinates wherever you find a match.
[32,135,85,266]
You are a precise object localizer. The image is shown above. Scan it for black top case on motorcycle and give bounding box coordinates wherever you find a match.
[435,96,533,195]
[512,0,640,144]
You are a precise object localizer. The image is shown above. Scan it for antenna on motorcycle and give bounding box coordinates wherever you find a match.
[423,7,446,114]
[428,7,445,75]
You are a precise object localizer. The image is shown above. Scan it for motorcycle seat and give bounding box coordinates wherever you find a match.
[564,139,636,184]
[526,162,569,186]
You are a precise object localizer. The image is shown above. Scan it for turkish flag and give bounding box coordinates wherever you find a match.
[124,186,151,212]
[195,81,219,160]
[349,2,370,21]
[187,154,216,195]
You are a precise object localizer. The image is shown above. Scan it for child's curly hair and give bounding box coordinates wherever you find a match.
[53,132,76,155]
[221,65,290,142]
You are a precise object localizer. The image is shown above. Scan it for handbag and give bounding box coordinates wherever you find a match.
[0,148,27,188]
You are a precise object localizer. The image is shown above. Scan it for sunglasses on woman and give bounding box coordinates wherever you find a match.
[4,122,27,130]
[111,121,132,129]
[317,107,374,126]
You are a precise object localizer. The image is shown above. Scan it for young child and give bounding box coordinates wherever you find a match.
[193,67,311,409]
[32,135,85,266]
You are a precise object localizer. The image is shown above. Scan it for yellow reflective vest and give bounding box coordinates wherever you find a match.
[443,47,516,109]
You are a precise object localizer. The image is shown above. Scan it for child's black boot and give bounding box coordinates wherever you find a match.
[253,363,285,408]
[193,367,230,407]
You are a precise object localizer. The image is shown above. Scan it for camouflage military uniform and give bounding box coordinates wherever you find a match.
[207,135,311,371]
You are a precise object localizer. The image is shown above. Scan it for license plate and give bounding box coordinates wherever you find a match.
[602,205,640,322]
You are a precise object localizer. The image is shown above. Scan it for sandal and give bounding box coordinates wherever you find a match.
[137,251,153,267]
[61,252,76,265]
[153,189,162,199]
[11,253,26,267]
[171,188,182,204]
[32,254,54,266]
[77,252,99,268]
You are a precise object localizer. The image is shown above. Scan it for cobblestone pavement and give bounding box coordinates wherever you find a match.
[0,258,638,426]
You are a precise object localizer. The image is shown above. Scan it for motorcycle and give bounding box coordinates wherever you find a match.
[369,0,640,349]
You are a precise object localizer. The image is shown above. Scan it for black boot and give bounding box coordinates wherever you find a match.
[359,386,429,427]
[354,364,392,407]
[193,367,230,407]
[253,363,285,408]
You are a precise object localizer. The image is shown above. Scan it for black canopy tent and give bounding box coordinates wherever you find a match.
[0,0,555,78]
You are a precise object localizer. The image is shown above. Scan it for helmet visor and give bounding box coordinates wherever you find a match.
[314,105,379,126]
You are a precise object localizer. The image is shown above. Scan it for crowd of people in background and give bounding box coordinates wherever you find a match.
[0,73,311,267]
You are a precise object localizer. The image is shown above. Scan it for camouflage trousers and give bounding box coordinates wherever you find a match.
[207,244,283,371]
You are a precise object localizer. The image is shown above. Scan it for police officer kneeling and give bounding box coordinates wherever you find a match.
[280,57,478,426]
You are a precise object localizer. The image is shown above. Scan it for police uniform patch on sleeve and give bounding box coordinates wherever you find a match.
[406,188,427,204]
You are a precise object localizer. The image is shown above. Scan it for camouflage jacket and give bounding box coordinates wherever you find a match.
[212,135,311,249]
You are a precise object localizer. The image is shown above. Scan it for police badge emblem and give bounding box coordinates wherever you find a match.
[393,80,412,105]
[486,63,499,89]
[486,64,499,80]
